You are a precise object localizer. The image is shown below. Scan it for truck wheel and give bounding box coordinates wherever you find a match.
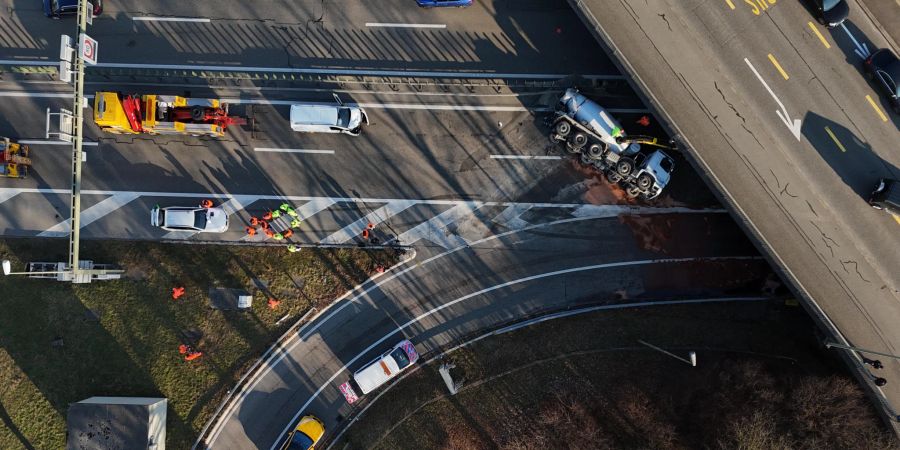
[606,170,623,183]
[625,185,642,198]
[554,121,571,138]
[569,133,587,148]
[637,173,654,190]
[587,144,604,160]
[191,106,205,121]
[616,158,634,177]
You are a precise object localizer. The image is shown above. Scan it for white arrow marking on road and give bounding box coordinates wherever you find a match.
[744,58,802,142]
[839,23,870,59]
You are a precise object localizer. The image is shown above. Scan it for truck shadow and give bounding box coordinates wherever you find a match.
[801,111,899,199]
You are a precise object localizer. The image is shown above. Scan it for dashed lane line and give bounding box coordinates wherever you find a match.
[132,16,211,22]
[865,95,889,122]
[808,22,831,49]
[824,126,847,152]
[253,148,334,154]
[365,23,446,29]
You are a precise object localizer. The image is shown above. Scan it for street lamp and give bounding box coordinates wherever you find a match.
[2,260,70,277]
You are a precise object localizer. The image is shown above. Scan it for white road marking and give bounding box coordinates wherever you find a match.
[0,92,72,98]
[490,155,563,160]
[18,140,99,146]
[744,58,802,141]
[320,200,419,244]
[391,202,482,248]
[200,211,726,447]
[223,98,539,111]
[3,59,622,80]
[268,256,761,450]
[38,192,141,237]
[0,190,20,205]
[161,230,198,240]
[132,16,211,23]
[365,22,447,28]
[253,148,334,154]
[491,204,533,230]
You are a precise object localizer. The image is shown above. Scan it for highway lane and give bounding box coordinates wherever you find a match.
[2,0,614,76]
[569,0,900,427]
[199,212,767,449]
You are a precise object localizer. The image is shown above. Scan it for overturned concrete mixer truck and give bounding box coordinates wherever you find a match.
[549,88,676,200]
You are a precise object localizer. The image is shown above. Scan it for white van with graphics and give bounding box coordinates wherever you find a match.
[352,340,419,395]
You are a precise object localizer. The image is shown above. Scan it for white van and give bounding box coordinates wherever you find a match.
[290,94,369,136]
[353,340,419,394]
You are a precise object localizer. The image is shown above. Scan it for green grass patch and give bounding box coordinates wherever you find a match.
[0,239,401,449]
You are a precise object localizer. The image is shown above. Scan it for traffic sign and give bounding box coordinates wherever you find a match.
[79,33,98,65]
[60,35,73,62]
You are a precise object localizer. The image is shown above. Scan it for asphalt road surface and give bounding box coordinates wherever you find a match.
[568,0,900,427]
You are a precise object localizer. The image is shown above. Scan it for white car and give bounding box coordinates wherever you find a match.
[353,340,419,395]
[150,205,229,233]
[290,94,369,136]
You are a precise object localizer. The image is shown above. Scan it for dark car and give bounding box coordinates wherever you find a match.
[416,0,473,7]
[43,0,102,18]
[868,179,900,216]
[805,0,849,28]
[864,48,900,114]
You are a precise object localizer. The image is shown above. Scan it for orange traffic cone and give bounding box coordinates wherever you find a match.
[268,298,281,310]
[185,351,202,361]
[172,286,185,300]
[200,199,214,208]
[361,229,370,239]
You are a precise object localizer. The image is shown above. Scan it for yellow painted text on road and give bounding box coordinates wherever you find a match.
[866,95,889,122]
[767,53,789,80]
[744,0,776,15]
[824,126,846,152]
[725,0,736,10]
[808,22,831,49]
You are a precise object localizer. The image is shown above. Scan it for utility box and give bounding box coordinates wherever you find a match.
[208,288,252,310]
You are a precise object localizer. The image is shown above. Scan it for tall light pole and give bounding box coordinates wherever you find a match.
[67,0,90,280]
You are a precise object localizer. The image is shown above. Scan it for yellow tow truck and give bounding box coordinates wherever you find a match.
[93,92,245,137]
[0,137,32,179]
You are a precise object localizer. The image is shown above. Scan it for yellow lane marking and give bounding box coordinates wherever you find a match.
[725,0,735,9]
[894,215,900,226]
[866,95,889,122]
[824,126,846,152]
[767,53,789,80]
[808,22,831,49]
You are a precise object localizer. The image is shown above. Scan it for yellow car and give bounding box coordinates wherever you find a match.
[282,415,325,450]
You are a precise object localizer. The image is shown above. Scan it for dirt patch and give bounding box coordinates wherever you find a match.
[618,214,673,253]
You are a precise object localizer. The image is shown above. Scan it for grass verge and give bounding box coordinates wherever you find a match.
[0,238,401,449]
[337,301,898,450]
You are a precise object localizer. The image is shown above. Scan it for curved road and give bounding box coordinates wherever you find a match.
[202,211,765,449]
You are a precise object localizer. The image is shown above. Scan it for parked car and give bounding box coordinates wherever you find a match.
[804,0,849,28]
[353,340,419,395]
[281,415,325,450]
[416,0,473,7]
[43,0,102,18]
[150,205,229,233]
[290,94,369,136]
[868,178,900,215]
[864,48,900,114]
